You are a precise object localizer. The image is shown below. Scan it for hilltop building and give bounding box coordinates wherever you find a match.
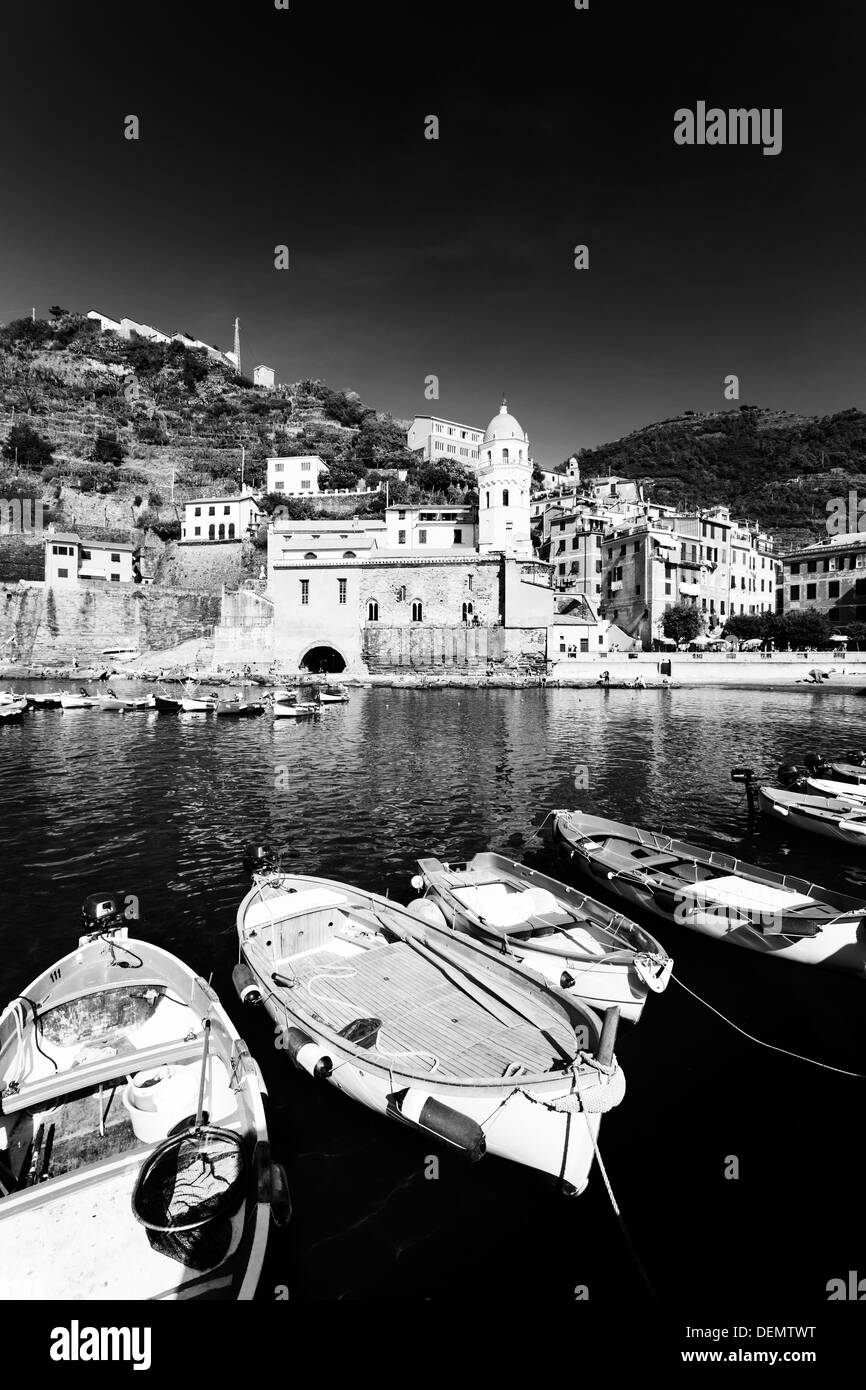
[44,533,136,585]
[407,415,484,466]
[266,456,328,496]
[180,494,261,543]
[254,365,275,389]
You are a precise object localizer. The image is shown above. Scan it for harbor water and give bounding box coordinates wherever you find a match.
[1,683,864,1302]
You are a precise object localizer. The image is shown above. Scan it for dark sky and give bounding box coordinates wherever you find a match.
[2,0,865,464]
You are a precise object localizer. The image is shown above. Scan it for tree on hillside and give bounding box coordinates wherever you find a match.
[351,414,415,470]
[416,457,475,495]
[661,603,704,645]
[320,460,362,491]
[2,422,54,471]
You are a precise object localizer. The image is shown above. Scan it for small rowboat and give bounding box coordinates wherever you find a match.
[153,695,182,713]
[94,693,151,712]
[60,692,95,710]
[315,686,349,704]
[272,689,319,719]
[236,868,626,1195]
[180,696,217,714]
[0,699,27,723]
[215,701,264,719]
[757,785,866,848]
[804,752,866,785]
[0,892,289,1300]
[410,853,671,1023]
[552,809,866,976]
[25,692,63,709]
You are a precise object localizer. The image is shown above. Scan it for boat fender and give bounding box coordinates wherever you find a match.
[405,897,449,930]
[282,1027,333,1080]
[232,963,262,1007]
[387,1088,486,1162]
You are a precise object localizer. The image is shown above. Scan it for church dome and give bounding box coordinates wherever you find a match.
[483,399,526,444]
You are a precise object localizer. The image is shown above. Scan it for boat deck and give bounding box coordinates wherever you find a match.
[272,942,574,1079]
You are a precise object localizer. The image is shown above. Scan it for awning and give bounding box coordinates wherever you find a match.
[830,634,848,642]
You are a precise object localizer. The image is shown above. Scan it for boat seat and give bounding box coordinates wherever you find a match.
[1,1036,205,1115]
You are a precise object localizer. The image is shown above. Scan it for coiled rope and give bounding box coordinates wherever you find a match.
[671,972,865,1078]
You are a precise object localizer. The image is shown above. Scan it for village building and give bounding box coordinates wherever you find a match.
[44,533,136,585]
[266,455,328,495]
[407,415,484,466]
[780,532,866,623]
[180,494,260,543]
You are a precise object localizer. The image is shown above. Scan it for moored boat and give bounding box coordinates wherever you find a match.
[215,700,264,718]
[180,695,218,714]
[0,699,27,723]
[271,689,319,719]
[552,809,866,975]
[315,685,350,704]
[410,852,671,1023]
[60,691,95,710]
[0,892,289,1299]
[25,692,63,709]
[236,864,626,1194]
[153,695,182,713]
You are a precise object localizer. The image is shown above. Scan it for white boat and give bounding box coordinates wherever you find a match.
[25,692,63,709]
[60,692,95,709]
[553,809,866,976]
[272,689,319,719]
[180,696,218,714]
[411,853,672,1024]
[236,869,626,1195]
[315,686,349,704]
[0,892,289,1300]
[0,699,27,723]
[758,785,866,848]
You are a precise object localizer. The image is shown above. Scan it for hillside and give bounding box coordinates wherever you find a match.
[572,405,866,547]
[0,311,419,542]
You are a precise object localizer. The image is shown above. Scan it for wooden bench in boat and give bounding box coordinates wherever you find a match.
[1,1035,205,1114]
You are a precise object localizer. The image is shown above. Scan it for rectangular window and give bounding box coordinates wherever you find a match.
[301,481,310,490]
[194,526,201,536]
[580,639,589,653]
[454,529,462,543]
[300,579,309,606]
[790,561,800,574]
[398,529,406,544]
[301,461,311,471]
[338,578,347,605]
[275,482,285,492]
[209,507,215,516]
[790,585,800,600]
[194,507,201,516]
[829,580,840,598]
[81,550,91,560]
[806,583,817,599]
[111,553,120,562]
[224,506,231,515]
[57,567,68,578]
[418,529,427,544]
[807,561,817,573]
[468,575,473,591]
[110,574,120,582]
[274,463,284,473]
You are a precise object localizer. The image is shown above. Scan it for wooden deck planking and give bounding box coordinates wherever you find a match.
[276,944,573,1079]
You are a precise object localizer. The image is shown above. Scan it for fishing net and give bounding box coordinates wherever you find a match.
[131,1125,248,1270]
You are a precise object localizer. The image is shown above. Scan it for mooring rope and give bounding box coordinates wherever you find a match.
[584,1116,657,1300]
[670,972,864,1078]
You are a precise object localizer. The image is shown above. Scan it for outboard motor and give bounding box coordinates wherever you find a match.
[777,763,804,788]
[843,748,866,766]
[803,752,830,775]
[81,892,138,936]
[242,841,278,877]
[731,767,759,816]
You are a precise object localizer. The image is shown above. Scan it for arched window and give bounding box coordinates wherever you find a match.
[343,550,356,558]
[462,601,474,622]
[218,523,225,540]
[397,585,406,602]
[304,551,317,559]
[367,600,379,622]
[411,600,423,622]
[502,488,510,507]
[208,524,215,540]
[228,523,235,539]
[485,491,490,508]
[502,448,509,462]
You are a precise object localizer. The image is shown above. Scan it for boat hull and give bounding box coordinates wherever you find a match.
[553,810,866,975]
[0,933,277,1299]
[237,872,625,1194]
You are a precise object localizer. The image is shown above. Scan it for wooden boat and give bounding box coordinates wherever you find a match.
[215,701,264,719]
[315,686,350,704]
[153,695,182,713]
[552,809,866,975]
[803,752,866,785]
[757,785,866,847]
[180,696,218,714]
[60,692,95,710]
[94,693,151,712]
[410,853,672,1023]
[236,868,626,1195]
[272,689,319,719]
[25,692,63,709]
[0,892,289,1299]
[0,699,27,723]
